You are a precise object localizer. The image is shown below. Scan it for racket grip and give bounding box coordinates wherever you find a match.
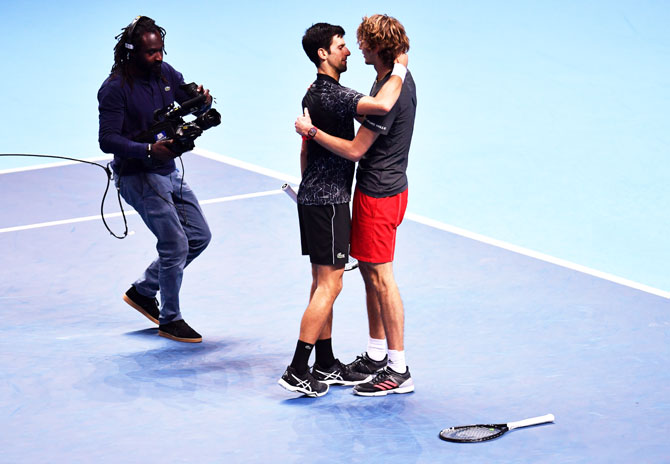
[282,183,298,203]
[507,414,555,430]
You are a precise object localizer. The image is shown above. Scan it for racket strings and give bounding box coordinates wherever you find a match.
[442,425,504,441]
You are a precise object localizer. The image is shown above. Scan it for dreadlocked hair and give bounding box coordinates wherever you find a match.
[110,16,166,85]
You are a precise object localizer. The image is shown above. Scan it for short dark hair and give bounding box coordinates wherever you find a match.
[302,23,345,67]
[111,16,166,84]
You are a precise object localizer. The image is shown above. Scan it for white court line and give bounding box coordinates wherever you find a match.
[0,155,112,175]
[192,147,301,185]
[0,189,283,234]
[191,150,670,299]
[405,212,670,299]
[2,149,667,299]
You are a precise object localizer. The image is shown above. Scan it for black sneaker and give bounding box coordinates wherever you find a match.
[278,366,329,397]
[346,352,388,375]
[158,319,202,343]
[123,286,159,324]
[312,359,373,386]
[353,366,414,396]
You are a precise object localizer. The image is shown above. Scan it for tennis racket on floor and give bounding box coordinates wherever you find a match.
[281,183,359,271]
[439,414,554,443]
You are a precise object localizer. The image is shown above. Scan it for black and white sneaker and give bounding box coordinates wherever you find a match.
[278,366,329,397]
[312,359,372,386]
[353,366,414,396]
[346,352,388,375]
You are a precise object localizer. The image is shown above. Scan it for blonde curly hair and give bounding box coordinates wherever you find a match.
[357,14,410,67]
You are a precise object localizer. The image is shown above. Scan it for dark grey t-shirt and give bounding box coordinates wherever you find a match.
[298,74,364,205]
[358,70,417,198]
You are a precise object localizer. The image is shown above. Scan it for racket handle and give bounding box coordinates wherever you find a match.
[282,183,298,203]
[507,414,555,430]
[345,260,359,271]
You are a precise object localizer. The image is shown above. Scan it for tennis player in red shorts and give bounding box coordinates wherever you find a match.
[279,22,407,398]
[296,14,416,396]
[350,188,409,263]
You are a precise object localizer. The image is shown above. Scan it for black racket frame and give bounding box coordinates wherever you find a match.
[438,424,509,443]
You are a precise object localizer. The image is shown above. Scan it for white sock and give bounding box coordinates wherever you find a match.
[366,337,387,362]
[388,349,407,374]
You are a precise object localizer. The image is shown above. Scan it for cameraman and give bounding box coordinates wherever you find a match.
[98,16,212,343]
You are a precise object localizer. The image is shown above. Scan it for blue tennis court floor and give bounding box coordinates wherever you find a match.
[1,152,668,463]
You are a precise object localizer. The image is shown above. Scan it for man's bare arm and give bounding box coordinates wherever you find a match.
[296,108,379,162]
[355,54,408,116]
[356,77,401,115]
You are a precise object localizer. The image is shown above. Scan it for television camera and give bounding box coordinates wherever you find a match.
[134,82,221,155]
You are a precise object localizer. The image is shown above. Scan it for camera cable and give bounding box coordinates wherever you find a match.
[0,153,129,239]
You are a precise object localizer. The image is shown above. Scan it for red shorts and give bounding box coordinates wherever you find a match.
[350,188,408,263]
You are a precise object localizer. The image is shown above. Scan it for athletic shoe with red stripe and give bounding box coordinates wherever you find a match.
[353,366,414,396]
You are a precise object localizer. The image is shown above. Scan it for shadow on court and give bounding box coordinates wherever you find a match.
[1,154,668,463]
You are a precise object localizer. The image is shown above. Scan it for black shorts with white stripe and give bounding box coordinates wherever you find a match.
[298,202,350,266]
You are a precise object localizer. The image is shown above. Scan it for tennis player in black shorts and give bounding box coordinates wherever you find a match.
[294,15,416,397]
[278,22,407,397]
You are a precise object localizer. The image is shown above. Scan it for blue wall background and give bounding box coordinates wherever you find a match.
[1,0,668,291]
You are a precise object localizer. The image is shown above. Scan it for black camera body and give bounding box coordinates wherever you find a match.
[134,82,221,155]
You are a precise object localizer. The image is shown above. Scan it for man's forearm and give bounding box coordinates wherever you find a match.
[295,109,378,162]
[311,126,379,162]
[99,130,148,159]
[356,75,402,116]
[313,132,361,162]
[355,60,408,116]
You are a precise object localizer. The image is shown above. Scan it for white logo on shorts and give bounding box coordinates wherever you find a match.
[337,252,345,259]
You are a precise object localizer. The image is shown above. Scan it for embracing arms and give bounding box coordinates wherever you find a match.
[296,108,379,162]
[355,53,408,116]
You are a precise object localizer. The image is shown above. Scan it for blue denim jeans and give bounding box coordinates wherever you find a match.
[116,170,211,324]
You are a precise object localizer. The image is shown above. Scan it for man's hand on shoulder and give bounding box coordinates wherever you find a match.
[295,108,314,137]
[150,140,179,162]
[394,53,408,67]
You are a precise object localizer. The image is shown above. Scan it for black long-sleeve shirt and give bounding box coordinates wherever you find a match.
[97,62,189,175]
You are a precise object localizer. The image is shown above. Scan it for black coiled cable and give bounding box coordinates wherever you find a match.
[0,154,129,239]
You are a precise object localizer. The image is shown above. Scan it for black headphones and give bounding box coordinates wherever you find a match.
[124,15,145,51]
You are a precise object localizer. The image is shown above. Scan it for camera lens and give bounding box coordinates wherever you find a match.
[195,109,221,130]
[179,82,200,98]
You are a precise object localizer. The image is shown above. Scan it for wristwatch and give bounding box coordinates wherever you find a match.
[306,127,317,139]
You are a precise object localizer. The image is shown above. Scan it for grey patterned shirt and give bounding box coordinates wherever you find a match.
[298,74,364,205]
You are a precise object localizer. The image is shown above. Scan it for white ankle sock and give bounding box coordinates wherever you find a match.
[366,337,387,361]
[388,349,406,373]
